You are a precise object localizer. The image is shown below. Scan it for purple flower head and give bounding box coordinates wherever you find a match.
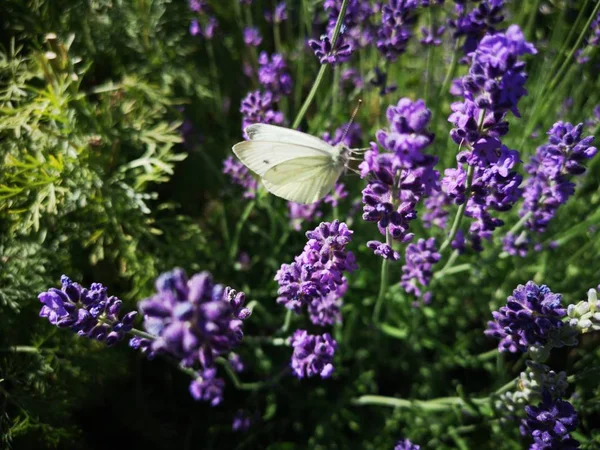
[223,155,258,198]
[188,0,207,13]
[323,0,376,50]
[367,240,401,261]
[275,220,356,326]
[485,281,567,353]
[324,183,349,208]
[258,52,292,97]
[189,19,200,36]
[265,2,287,23]
[377,0,418,61]
[401,238,441,299]
[322,123,362,148]
[519,122,597,240]
[240,90,284,133]
[138,268,250,368]
[341,68,364,90]
[421,25,446,46]
[232,410,252,432]
[520,391,580,449]
[189,368,224,406]
[290,330,337,379]
[370,67,397,96]
[395,438,421,450]
[288,202,322,232]
[362,99,438,256]
[309,30,354,65]
[448,0,506,55]
[243,27,262,47]
[38,276,136,345]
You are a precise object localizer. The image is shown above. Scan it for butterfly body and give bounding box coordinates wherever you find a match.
[232,124,350,204]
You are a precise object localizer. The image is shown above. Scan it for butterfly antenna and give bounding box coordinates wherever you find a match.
[340,99,363,143]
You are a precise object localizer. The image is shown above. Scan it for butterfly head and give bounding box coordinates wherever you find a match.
[333,144,351,169]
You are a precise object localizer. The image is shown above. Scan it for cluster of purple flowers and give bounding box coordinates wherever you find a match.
[520,391,580,450]
[243,27,262,47]
[485,281,568,353]
[324,0,376,50]
[504,122,597,256]
[441,25,536,251]
[188,1,218,39]
[258,52,292,97]
[239,90,284,134]
[38,275,137,346]
[400,237,441,303]
[265,2,287,24]
[309,29,354,65]
[377,0,418,61]
[394,439,421,450]
[448,0,505,56]
[360,98,439,263]
[290,329,337,378]
[370,67,397,96]
[276,220,356,378]
[136,268,251,405]
[276,220,356,326]
[420,24,446,46]
[222,155,258,198]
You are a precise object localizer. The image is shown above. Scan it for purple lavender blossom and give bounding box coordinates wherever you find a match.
[448,0,506,55]
[288,202,323,232]
[376,0,418,61]
[189,368,224,405]
[188,0,206,13]
[422,191,450,229]
[232,410,252,432]
[341,68,364,90]
[38,275,137,345]
[367,240,401,261]
[421,25,446,46]
[138,268,251,368]
[324,0,376,50]
[190,19,200,36]
[520,391,580,449]
[265,2,287,23]
[400,238,441,300]
[243,27,262,47]
[223,156,258,198]
[275,220,356,326]
[322,123,362,148]
[290,330,337,379]
[442,25,535,251]
[229,353,245,372]
[309,31,354,65]
[370,67,397,96]
[324,183,349,207]
[485,281,567,353]
[240,90,284,133]
[361,98,439,257]
[394,438,421,450]
[258,52,292,96]
[505,122,597,255]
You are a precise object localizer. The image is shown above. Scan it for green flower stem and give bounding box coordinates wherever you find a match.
[372,229,392,324]
[216,357,282,391]
[439,164,475,254]
[291,0,350,129]
[352,377,517,411]
[424,7,435,103]
[279,309,294,334]
[434,259,471,281]
[229,200,256,261]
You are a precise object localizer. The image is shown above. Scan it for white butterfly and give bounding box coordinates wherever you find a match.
[232,123,352,204]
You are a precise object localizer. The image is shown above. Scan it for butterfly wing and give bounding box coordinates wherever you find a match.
[244,123,333,153]
[262,156,343,204]
[232,141,331,177]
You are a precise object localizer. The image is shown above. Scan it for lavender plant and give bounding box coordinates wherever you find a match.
[3,0,600,448]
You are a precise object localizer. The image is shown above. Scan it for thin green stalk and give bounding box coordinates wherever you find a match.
[229,200,256,261]
[216,357,280,390]
[439,164,475,254]
[372,229,392,324]
[279,309,293,334]
[243,336,289,346]
[424,7,435,103]
[274,23,282,55]
[291,0,350,128]
[332,65,341,117]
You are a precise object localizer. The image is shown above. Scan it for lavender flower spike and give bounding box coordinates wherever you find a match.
[290,330,337,379]
[394,439,421,450]
[484,281,568,353]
